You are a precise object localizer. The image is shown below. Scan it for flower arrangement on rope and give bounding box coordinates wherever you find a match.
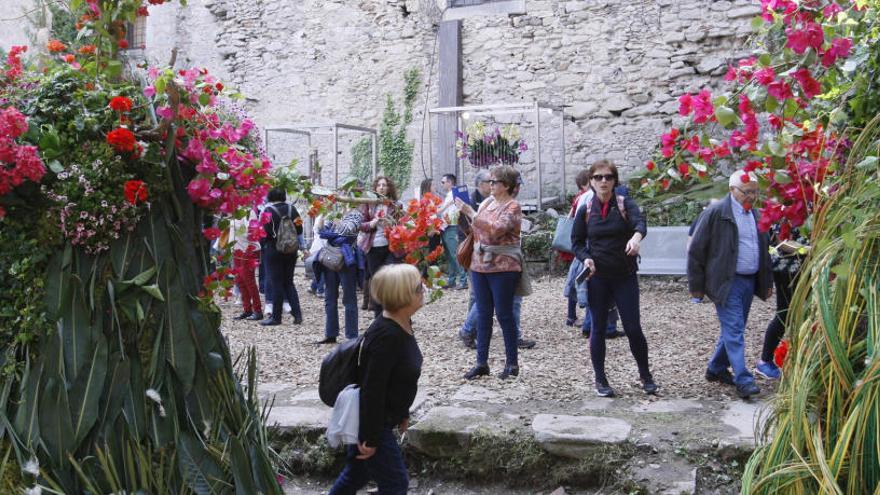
[455,121,528,168]
[386,192,446,296]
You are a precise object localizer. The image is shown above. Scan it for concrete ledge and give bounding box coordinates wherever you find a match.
[532,414,632,458]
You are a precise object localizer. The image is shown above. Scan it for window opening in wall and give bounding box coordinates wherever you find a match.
[124,16,147,50]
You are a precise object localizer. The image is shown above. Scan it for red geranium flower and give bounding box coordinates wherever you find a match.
[107,127,136,152]
[78,44,97,55]
[109,96,133,112]
[118,39,129,49]
[124,180,148,204]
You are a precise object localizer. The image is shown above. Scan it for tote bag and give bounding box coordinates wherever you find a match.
[552,217,574,254]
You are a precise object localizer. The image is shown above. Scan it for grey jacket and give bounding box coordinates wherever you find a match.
[687,194,772,305]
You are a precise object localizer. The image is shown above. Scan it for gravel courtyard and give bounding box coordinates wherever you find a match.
[221,274,778,403]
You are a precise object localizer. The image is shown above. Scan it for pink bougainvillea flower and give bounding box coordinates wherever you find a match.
[754,67,776,86]
[767,79,793,101]
[821,37,853,67]
[203,226,222,241]
[792,68,822,99]
[785,22,824,55]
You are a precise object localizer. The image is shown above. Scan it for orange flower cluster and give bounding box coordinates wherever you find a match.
[387,193,443,259]
[46,39,66,53]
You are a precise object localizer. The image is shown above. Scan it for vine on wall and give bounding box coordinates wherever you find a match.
[378,67,420,191]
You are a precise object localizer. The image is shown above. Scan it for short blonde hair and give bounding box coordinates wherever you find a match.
[370,264,422,311]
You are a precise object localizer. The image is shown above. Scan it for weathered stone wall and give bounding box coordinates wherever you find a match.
[3,0,760,198]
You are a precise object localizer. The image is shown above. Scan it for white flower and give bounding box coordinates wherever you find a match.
[25,486,41,495]
[22,457,39,476]
[217,172,230,180]
[500,124,520,142]
[467,121,486,140]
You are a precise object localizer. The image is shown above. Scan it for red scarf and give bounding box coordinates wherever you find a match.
[600,199,611,219]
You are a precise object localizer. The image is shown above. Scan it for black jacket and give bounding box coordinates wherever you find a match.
[687,194,772,304]
[357,316,422,446]
[571,193,647,278]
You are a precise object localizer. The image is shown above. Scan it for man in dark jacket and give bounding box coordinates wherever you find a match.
[688,170,772,399]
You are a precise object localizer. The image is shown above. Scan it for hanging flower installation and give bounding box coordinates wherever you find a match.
[455,121,528,168]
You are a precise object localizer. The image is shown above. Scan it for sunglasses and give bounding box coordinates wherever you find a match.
[591,174,616,182]
[488,179,502,185]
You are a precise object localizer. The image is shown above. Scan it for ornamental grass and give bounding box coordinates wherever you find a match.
[741,116,880,494]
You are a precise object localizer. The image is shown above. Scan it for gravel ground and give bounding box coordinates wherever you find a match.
[221,274,778,402]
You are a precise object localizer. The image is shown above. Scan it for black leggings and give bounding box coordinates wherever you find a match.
[761,270,798,362]
[587,273,651,384]
[365,245,400,316]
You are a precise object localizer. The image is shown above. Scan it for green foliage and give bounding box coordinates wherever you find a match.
[378,67,420,191]
[349,136,373,183]
[0,215,54,377]
[631,178,730,226]
[46,2,81,47]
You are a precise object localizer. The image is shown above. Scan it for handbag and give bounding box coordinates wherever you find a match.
[319,245,345,272]
[457,232,474,268]
[552,216,574,254]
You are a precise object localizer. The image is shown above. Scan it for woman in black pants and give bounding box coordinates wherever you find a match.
[571,160,657,397]
[358,176,401,316]
[329,264,424,495]
[755,224,809,379]
[260,187,304,326]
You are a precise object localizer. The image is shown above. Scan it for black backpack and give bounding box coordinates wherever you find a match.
[268,204,300,254]
[318,335,365,407]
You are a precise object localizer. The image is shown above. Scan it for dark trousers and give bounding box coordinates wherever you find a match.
[329,427,408,495]
[587,273,652,384]
[325,263,359,339]
[366,245,399,317]
[761,270,797,362]
[472,270,520,367]
[265,246,302,321]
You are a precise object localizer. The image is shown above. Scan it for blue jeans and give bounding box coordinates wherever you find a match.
[442,226,467,287]
[587,273,651,384]
[472,271,520,366]
[708,274,757,386]
[325,264,359,339]
[310,269,325,294]
[264,246,302,321]
[329,427,408,495]
[461,291,522,340]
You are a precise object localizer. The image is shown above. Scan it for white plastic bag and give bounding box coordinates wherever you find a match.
[326,384,359,448]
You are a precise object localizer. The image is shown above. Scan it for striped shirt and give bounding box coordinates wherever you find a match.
[731,196,759,275]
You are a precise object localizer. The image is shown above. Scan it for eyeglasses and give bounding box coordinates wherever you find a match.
[591,174,616,182]
[414,283,425,294]
[733,186,758,197]
[488,179,501,185]
[479,180,492,184]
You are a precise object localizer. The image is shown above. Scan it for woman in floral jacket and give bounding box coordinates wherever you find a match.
[456,165,524,380]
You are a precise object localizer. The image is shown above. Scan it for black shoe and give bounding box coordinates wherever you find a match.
[517,338,536,349]
[260,318,281,326]
[464,365,490,380]
[595,381,615,398]
[499,365,519,380]
[642,378,659,395]
[706,369,735,386]
[582,330,591,339]
[233,311,253,320]
[292,316,303,325]
[565,317,578,327]
[247,311,264,321]
[736,382,760,399]
[606,330,626,339]
[315,337,337,345]
[459,332,476,349]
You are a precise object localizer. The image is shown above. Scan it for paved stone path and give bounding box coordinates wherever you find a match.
[263,382,767,494]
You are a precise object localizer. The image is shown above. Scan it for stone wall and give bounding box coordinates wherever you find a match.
[3,0,760,198]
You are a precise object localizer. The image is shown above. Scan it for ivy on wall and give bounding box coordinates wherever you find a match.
[378,67,420,191]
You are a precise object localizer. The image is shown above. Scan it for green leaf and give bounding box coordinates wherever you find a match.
[69,333,108,443]
[105,60,123,79]
[230,437,259,495]
[126,266,157,286]
[142,284,165,301]
[714,106,739,127]
[751,16,766,31]
[768,140,786,157]
[161,260,195,392]
[765,96,779,113]
[774,171,793,184]
[39,376,76,468]
[178,433,226,494]
[758,53,771,66]
[198,92,211,106]
[783,98,799,119]
[48,159,64,174]
[12,360,43,449]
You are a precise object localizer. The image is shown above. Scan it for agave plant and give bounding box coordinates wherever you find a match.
[742,115,880,494]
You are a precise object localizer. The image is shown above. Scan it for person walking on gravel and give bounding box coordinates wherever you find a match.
[571,160,657,398]
[329,264,424,495]
[688,169,773,400]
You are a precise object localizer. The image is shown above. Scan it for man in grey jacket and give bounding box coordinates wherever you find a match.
[688,170,773,399]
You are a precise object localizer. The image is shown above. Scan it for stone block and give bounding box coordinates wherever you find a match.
[568,101,598,120]
[728,5,762,18]
[532,414,632,458]
[267,405,331,432]
[603,94,634,113]
[407,406,518,457]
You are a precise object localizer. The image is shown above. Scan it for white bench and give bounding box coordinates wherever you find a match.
[639,226,690,275]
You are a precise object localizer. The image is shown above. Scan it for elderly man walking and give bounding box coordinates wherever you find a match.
[688,170,773,399]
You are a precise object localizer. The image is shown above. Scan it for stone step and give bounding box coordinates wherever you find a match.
[260,383,765,494]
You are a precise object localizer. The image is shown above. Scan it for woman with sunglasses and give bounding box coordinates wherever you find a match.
[571,160,657,397]
[329,264,424,495]
[456,165,524,380]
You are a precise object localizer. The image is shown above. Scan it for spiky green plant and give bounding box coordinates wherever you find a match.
[742,115,880,494]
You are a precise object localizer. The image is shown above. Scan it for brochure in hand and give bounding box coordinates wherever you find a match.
[452,185,473,207]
